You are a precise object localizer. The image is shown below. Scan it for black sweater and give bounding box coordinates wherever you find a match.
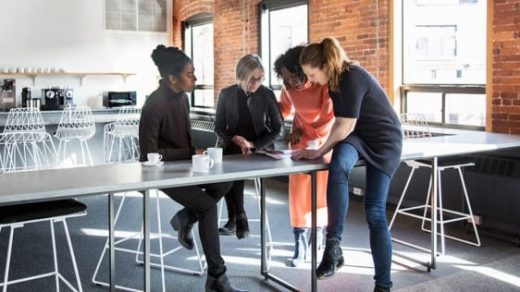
[139,80,194,162]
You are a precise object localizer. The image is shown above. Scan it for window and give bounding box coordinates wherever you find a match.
[260,0,308,96]
[184,16,214,108]
[400,0,486,128]
[105,0,168,32]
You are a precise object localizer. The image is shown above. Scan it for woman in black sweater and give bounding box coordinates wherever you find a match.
[139,45,246,292]
[214,54,283,239]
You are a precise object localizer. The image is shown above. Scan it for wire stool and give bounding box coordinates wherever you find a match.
[389,113,481,255]
[55,105,96,167]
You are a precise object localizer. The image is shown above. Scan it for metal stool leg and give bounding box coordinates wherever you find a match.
[458,167,481,247]
[135,190,206,276]
[1,226,16,292]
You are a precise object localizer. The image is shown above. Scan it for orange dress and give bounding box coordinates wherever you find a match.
[279,82,334,228]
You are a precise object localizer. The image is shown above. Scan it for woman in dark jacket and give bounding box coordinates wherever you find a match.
[214,54,283,239]
[139,45,245,292]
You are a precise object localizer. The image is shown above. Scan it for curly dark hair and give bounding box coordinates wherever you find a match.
[274,45,307,84]
[151,45,192,78]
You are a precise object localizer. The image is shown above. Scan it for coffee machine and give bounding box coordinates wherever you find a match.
[42,87,73,110]
[0,79,16,111]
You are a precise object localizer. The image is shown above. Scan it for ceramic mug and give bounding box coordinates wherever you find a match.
[192,154,215,172]
[205,147,223,163]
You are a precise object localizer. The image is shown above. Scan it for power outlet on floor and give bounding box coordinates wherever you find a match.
[352,187,364,196]
[469,215,483,225]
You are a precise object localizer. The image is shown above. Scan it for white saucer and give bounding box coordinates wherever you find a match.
[143,161,164,167]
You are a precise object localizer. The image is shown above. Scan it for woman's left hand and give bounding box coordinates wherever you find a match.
[291,149,322,160]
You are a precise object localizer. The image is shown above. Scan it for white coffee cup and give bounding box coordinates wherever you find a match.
[206,147,223,163]
[147,152,163,164]
[192,154,215,172]
[307,139,320,150]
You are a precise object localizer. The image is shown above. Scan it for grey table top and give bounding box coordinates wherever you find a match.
[1,130,520,206]
[0,154,329,205]
[401,130,520,160]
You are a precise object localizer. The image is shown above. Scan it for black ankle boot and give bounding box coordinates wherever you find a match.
[288,228,308,267]
[374,284,391,292]
[218,218,236,236]
[170,209,196,250]
[205,272,248,292]
[316,238,344,280]
[235,213,250,239]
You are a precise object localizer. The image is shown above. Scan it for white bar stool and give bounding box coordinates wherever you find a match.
[54,105,96,167]
[389,113,481,255]
[0,119,86,292]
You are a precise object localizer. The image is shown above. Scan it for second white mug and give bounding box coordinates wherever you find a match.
[206,147,223,163]
[192,154,215,172]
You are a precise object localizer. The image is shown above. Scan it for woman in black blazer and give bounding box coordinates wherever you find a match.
[214,54,283,239]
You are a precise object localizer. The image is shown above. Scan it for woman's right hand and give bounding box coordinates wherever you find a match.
[232,135,254,154]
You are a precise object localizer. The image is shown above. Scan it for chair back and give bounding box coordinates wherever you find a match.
[4,108,46,133]
[399,113,433,139]
[55,105,95,140]
[1,108,57,172]
[103,107,141,163]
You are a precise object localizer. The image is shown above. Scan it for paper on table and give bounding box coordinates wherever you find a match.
[256,149,299,159]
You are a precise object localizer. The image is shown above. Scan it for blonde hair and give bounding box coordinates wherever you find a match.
[300,37,356,92]
[236,54,264,91]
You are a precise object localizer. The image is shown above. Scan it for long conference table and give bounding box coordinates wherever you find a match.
[1,129,520,292]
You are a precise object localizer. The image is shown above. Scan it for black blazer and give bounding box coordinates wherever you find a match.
[214,84,283,150]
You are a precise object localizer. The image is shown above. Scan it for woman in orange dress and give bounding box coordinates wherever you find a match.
[275,46,334,267]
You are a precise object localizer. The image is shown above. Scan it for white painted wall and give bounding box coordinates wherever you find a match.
[0,0,171,108]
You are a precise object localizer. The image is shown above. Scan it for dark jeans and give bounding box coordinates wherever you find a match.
[326,142,393,289]
[162,181,232,276]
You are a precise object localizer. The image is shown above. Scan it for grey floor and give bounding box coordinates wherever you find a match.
[0,179,519,292]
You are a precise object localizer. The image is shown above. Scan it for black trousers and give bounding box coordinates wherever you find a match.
[223,180,246,220]
[161,181,232,276]
[223,145,246,220]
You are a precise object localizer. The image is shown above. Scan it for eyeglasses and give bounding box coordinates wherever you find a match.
[249,75,264,84]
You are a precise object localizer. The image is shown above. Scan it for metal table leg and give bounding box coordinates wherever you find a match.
[260,177,300,291]
[143,189,151,291]
[311,171,317,292]
[430,157,438,270]
[108,193,115,292]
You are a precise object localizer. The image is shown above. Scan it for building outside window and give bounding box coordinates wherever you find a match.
[401,0,486,128]
[184,16,214,108]
[260,0,308,98]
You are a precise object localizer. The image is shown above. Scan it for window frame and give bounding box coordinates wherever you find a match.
[400,84,486,130]
[399,1,486,130]
[259,0,308,92]
[183,15,214,109]
[104,0,169,33]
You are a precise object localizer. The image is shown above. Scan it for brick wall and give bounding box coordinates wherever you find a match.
[172,0,518,134]
[172,0,259,98]
[172,0,214,46]
[213,0,260,94]
[309,0,390,91]
[173,0,390,105]
[490,0,520,134]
